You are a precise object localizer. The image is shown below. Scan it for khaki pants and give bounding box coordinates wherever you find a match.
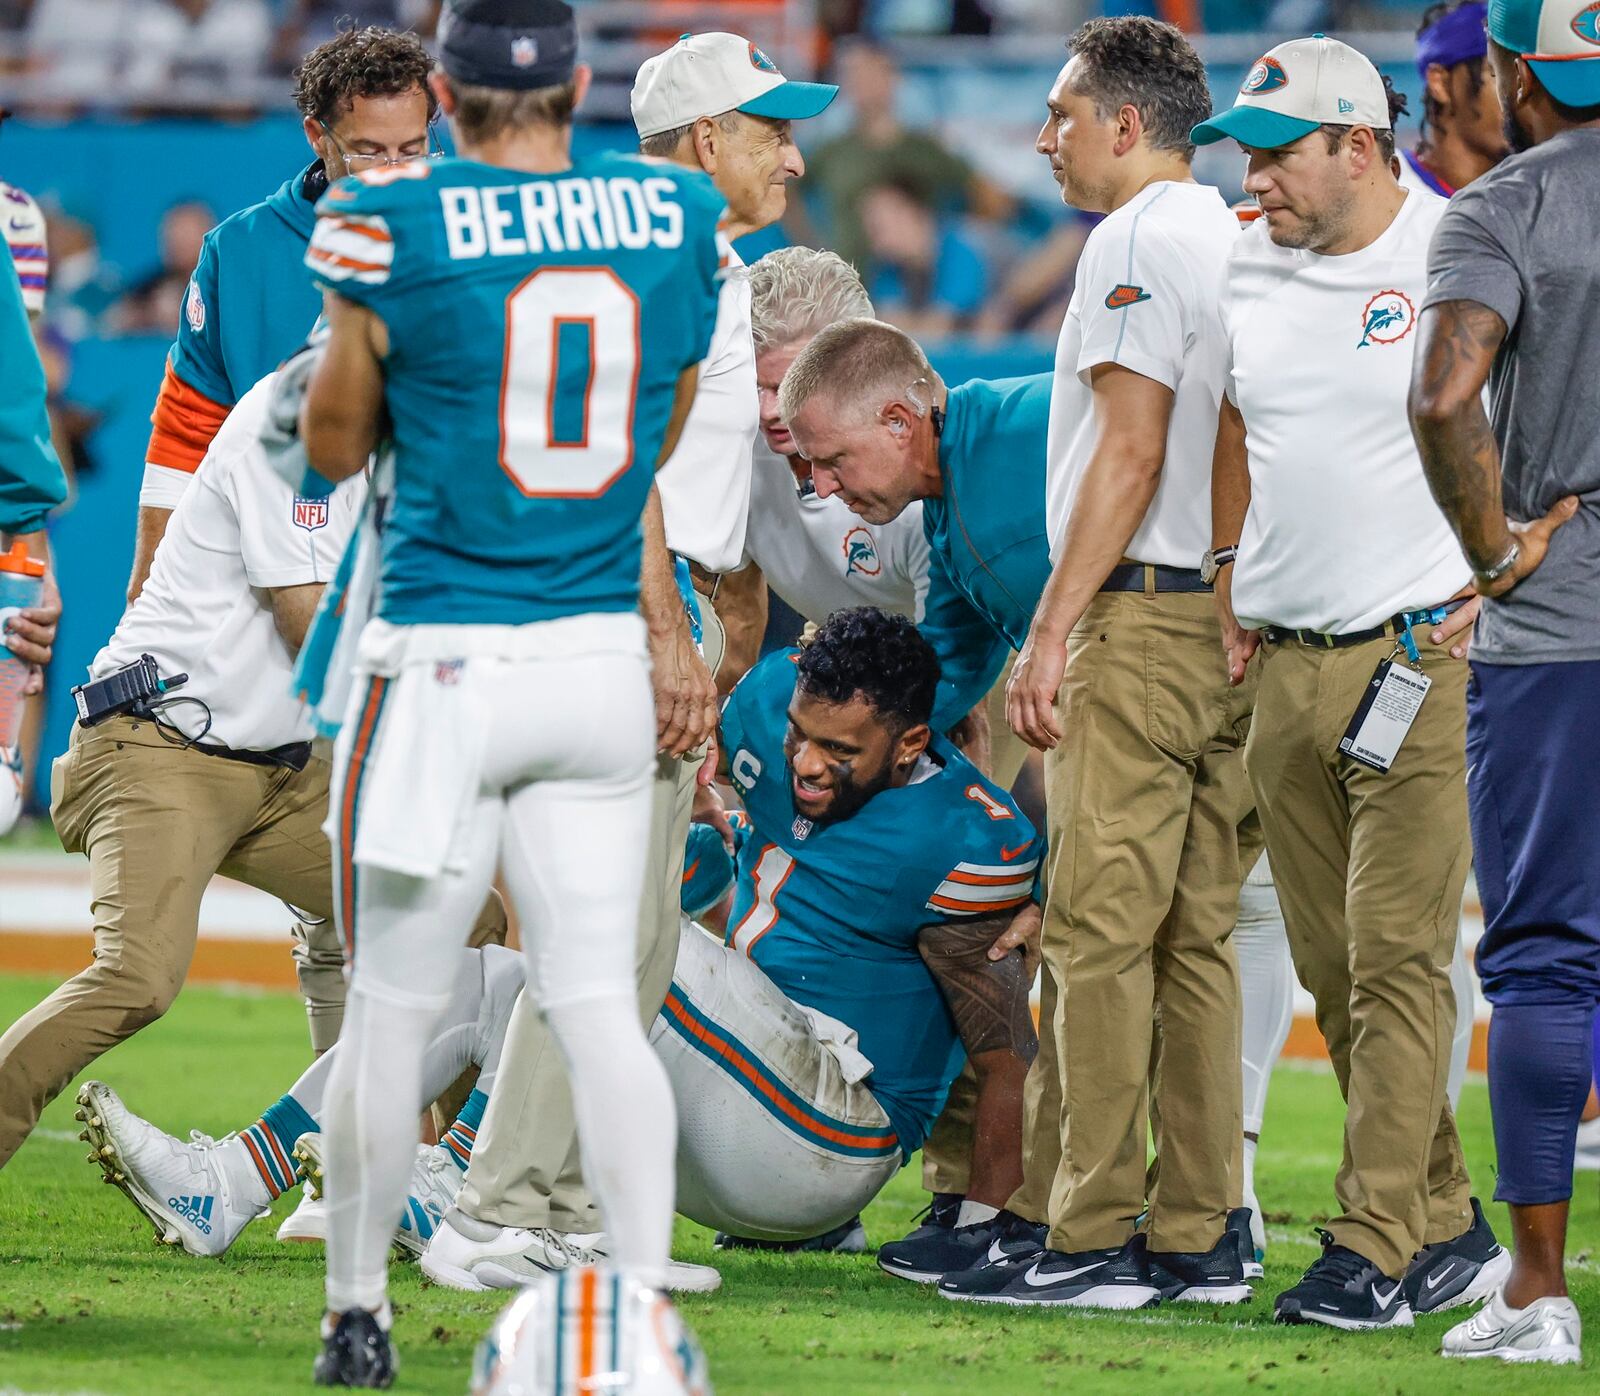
[1246,630,1473,1276]
[0,717,336,1169]
[457,604,722,1230]
[1030,592,1252,1254]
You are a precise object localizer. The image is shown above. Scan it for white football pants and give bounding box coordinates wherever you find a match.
[321,615,674,1314]
[648,918,904,1241]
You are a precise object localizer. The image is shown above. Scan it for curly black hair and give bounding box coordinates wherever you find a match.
[1066,16,1212,158]
[293,26,438,128]
[796,608,941,733]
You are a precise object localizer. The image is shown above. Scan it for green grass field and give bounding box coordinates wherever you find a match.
[0,974,1595,1395]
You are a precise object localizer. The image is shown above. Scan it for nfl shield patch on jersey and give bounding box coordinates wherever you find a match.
[292,496,330,532]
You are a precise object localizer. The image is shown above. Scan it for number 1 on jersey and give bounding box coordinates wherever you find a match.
[498,266,641,498]
[730,844,795,957]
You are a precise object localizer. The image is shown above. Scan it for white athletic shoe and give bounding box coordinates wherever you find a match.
[75,1081,267,1257]
[275,1180,327,1244]
[291,1133,462,1258]
[420,1211,722,1295]
[1442,1291,1582,1365]
[1574,1116,1600,1172]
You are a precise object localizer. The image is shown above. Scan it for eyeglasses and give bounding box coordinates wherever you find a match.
[318,118,445,172]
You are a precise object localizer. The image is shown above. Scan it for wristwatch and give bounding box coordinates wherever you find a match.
[1200,545,1238,586]
[1474,539,1521,587]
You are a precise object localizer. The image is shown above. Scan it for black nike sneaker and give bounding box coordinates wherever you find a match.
[934,1210,1050,1298]
[887,1193,963,1250]
[1403,1196,1512,1315]
[1227,1205,1265,1280]
[878,1204,1001,1284]
[1142,1228,1253,1305]
[1274,1229,1413,1331]
[939,1236,1161,1309]
[313,1309,395,1388]
[714,1214,866,1253]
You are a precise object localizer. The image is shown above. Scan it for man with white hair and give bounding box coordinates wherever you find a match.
[732,247,929,666]
[420,31,838,1295]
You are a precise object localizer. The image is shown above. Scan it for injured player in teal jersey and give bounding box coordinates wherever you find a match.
[76,610,1041,1279]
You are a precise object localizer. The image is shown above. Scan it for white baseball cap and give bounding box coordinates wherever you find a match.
[1489,0,1600,106]
[631,31,838,139]
[1192,34,1389,148]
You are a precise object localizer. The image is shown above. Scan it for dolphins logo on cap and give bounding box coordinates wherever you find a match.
[1573,1,1600,44]
[749,42,779,72]
[1242,57,1289,94]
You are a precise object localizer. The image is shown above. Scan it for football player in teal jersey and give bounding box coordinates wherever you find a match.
[77,609,1042,1282]
[298,0,726,1382]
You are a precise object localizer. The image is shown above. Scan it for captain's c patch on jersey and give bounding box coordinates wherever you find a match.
[306,213,394,287]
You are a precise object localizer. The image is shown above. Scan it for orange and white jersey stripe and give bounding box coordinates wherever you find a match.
[306,213,394,287]
[925,856,1039,917]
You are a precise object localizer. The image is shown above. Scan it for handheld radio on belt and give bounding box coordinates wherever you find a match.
[70,654,189,727]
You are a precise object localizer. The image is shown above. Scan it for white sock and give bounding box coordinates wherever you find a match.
[1243,1135,1258,1205]
[957,1200,1000,1228]
[546,992,676,1282]
[322,985,440,1315]
[1235,863,1294,1140]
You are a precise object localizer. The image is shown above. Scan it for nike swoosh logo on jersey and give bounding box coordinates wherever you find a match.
[1022,1260,1103,1286]
[999,842,1033,862]
[8,217,27,232]
[1104,283,1151,310]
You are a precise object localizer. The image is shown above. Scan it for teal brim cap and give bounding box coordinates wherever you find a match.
[1191,105,1322,147]
[738,79,839,122]
[1528,56,1600,107]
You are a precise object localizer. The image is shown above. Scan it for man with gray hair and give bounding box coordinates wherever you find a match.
[728,246,930,683]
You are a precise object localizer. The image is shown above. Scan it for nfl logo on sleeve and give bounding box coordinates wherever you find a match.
[293,496,330,532]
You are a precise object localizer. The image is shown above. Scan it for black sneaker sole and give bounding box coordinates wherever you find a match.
[1274,1298,1416,1331]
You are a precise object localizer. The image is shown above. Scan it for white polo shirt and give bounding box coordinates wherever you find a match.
[92,374,364,751]
[1224,191,1471,634]
[1046,180,1238,568]
[655,246,759,573]
[742,441,929,623]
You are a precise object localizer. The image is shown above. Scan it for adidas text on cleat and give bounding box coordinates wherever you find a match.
[1274,1229,1413,1331]
[715,1214,865,1254]
[1442,1291,1582,1365]
[75,1080,265,1257]
[313,1307,395,1388]
[939,1237,1161,1309]
[1144,1229,1253,1304]
[877,1212,1003,1284]
[1402,1196,1511,1315]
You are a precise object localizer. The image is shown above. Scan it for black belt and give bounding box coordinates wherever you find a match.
[1262,599,1469,650]
[1100,563,1211,594]
[187,738,312,772]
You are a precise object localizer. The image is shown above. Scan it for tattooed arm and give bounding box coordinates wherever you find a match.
[1410,300,1578,597]
[917,903,1040,1208]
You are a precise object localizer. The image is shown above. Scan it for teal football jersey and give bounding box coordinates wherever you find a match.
[720,650,1044,1156]
[306,153,726,625]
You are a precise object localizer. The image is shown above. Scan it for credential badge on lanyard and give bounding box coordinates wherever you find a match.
[1338,626,1432,773]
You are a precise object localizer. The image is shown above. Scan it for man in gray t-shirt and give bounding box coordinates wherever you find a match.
[1408,0,1600,1369]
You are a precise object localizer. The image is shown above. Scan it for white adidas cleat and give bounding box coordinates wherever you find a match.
[420,1211,721,1295]
[75,1081,266,1257]
[292,1134,463,1258]
[275,1179,327,1244]
[1442,1290,1582,1365]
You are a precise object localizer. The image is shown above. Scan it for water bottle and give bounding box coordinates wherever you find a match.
[0,542,46,749]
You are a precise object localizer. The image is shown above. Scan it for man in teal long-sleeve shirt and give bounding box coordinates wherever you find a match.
[0,253,66,680]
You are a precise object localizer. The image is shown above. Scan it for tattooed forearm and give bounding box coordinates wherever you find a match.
[1409,300,1513,571]
[917,915,1039,1063]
